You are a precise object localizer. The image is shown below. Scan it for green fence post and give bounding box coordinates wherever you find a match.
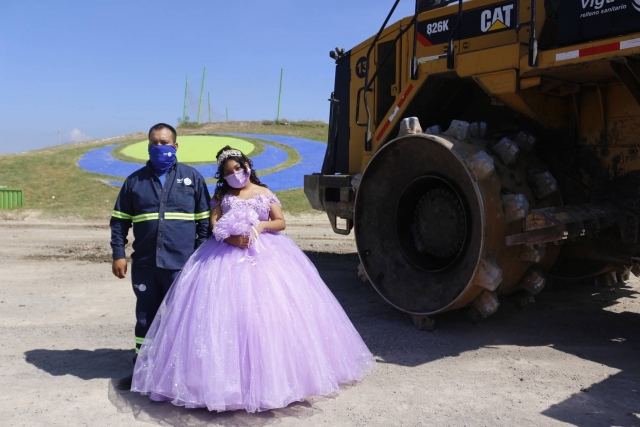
[198,67,206,125]
[276,68,284,123]
[183,76,189,123]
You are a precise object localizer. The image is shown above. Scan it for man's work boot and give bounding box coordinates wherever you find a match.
[117,374,133,391]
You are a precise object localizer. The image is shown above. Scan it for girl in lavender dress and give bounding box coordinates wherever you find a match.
[131,146,375,413]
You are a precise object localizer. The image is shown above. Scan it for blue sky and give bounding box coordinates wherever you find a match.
[0,0,417,154]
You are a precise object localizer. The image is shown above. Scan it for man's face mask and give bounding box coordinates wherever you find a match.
[148,145,177,174]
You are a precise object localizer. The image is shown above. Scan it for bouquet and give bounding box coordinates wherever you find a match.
[213,206,263,264]
[213,206,260,242]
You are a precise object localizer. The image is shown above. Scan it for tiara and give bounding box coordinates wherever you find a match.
[217,149,243,165]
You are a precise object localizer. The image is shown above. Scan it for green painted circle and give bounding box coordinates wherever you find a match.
[121,135,255,163]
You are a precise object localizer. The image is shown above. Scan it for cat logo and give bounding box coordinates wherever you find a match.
[481,4,514,32]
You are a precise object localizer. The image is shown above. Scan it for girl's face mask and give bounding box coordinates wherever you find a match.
[225,168,250,189]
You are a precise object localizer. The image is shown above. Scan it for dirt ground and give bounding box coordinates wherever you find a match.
[1,215,639,427]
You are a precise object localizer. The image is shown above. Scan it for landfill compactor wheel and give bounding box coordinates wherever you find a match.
[354,130,561,317]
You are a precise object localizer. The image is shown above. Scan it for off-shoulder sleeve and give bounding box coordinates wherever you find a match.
[266,193,281,207]
[210,197,220,210]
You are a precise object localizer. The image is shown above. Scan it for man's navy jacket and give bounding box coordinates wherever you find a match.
[110,161,211,270]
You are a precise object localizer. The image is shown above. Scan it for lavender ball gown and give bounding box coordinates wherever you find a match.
[131,193,375,413]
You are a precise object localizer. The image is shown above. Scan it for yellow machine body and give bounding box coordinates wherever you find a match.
[348,1,640,172]
[305,0,640,322]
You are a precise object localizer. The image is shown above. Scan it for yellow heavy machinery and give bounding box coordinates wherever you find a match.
[304,0,640,326]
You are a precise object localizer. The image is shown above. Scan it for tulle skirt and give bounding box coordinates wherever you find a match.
[131,232,375,413]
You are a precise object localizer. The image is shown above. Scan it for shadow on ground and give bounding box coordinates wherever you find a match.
[24,348,133,380]
[23,251,640,426]
[24,347,325,427]
[107,380,323,427]
[309,252,640,427]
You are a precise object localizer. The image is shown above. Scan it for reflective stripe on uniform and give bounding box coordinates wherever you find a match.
[164,212,196,220]
[117,211,210,223]
[112,210,133,220]
[132,213,160,223]
[135,336,145,345]
[194,211,211,220]
[165,211,211,221]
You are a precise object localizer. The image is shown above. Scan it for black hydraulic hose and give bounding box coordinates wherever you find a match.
[362,0,456,148]
[356,25,412,129]
[447,0,463,69]
[366,24,414,89]
[363,0,402,149]
[529,0,538,66]
[411,0,420,80]
[363,23,416,150]
[366,0,402,62]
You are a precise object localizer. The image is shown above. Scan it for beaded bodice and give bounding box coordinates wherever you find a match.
[211,193,281,221]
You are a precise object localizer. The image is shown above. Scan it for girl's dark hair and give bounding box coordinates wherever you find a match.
[213,145,268,201]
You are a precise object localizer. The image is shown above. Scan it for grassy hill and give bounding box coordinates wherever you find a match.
[0,121,328,219]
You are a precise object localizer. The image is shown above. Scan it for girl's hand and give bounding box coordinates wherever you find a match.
[225,235,250,248]
[257,222,266,235]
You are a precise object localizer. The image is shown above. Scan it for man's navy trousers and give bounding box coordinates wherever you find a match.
[110,161,211,356]
[131,265,180,352]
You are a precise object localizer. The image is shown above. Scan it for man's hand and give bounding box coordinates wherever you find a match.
[112,258,128,279]
[225,235,250,249]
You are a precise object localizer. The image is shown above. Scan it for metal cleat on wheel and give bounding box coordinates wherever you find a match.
[515,292,536,308]
[616,267,631,283]
[519,245,546,263]
[472,256,503,291]
[473,291,500,318]
[398,117,422,136]
[532,171,559,199]
[351,173,363,193]
[492,138,520,165]
[470,121,488,138]
[503,194,530,223]
[595,271,618,287]
[410,314,435,331]
[445,120,471,143]
[424,124,442,135]
[514,131,537,152]
[464,151,495,181]
[357,263,369,283]
[519,269,546,295]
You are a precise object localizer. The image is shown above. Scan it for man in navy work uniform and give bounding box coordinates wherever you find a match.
[110,123,211,390]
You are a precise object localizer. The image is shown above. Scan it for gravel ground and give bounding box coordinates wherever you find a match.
[0,215,639,427]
